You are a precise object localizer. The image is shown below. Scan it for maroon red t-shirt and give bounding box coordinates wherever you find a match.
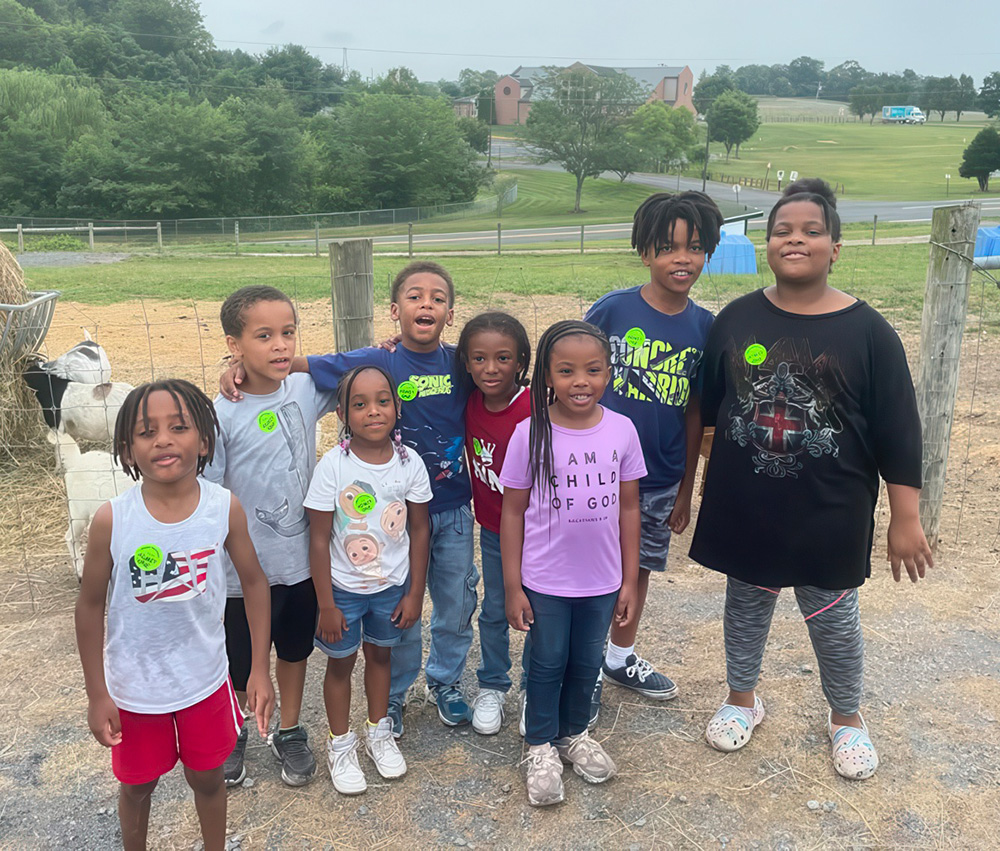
[464,387,531,533]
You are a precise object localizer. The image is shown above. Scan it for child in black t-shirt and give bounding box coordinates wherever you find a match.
[689,178,933,780]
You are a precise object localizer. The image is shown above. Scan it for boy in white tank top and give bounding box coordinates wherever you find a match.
[75,380,274,851]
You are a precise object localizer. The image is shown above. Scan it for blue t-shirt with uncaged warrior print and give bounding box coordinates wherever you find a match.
[309,344,472,514]
[586,285,713,491]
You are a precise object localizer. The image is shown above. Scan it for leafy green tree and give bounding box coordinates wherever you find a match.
[0,0,66,69]
[849,84,885,124]
[733,64,773,95]
[115,0,212,58]
[457,68,499,97]
[456,116,490,154]
[523,68,645,212]
[824,60,870,100]
[692,68,735,115]
[707,89,759,160]
[955,74,977,121]
[625,101,698,171]
[313,94,486,210]
[959,126,1000,191]
[787,56,825,97]
[980,72,1000,118]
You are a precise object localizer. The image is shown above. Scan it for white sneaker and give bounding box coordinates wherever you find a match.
[365,717,407,779]
[327,732,367,795]
[518,690,527,737]
[472,689,505,735]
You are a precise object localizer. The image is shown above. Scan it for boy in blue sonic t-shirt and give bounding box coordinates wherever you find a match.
[584,192,724,715]
[225,261,476,735]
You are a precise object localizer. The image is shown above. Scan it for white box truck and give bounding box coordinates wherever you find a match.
[881,105,926,124]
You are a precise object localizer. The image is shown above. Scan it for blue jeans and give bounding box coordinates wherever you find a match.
[478,528,515,692]
[390,504,478,702]
[522,587,618,746]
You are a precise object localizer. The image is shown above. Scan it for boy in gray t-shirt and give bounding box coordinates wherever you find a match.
[205,286,335,788]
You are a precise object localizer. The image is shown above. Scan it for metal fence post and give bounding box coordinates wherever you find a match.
[156,222,162,252]
[88,222,95,250]
[408,223,413,258]
[315,222,320,258]
[497,222,501,256]
[234,221,240,256]
[872,214,878,246]
[580,224,585,254]
[17,223,23,252]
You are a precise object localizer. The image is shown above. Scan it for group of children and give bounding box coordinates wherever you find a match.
[74,177,933,847]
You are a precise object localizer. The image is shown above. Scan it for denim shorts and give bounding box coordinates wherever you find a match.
[313,581,408,659]
[639,482,680,573]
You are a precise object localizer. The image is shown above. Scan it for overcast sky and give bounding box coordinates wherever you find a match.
[196,0,999,85]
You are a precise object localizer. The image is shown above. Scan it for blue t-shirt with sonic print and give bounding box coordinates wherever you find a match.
[585,285,713,491]
[309,344,472,514]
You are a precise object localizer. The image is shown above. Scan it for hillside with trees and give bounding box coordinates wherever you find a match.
[0,0,488,219]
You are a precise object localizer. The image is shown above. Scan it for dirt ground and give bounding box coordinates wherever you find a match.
[1,296,998,850]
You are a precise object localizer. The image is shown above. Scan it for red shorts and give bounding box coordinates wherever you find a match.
[112,679,243,785]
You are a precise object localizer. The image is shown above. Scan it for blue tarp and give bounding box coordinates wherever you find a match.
[975,226,1000,258]
[706,232,757,275]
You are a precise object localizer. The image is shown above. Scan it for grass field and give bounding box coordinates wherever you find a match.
[707,120,997,201]
[24,240,995,331]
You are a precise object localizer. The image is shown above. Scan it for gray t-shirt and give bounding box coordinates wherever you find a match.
[205,373,336,594]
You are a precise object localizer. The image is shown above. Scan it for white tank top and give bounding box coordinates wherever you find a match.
[105,478,231,713]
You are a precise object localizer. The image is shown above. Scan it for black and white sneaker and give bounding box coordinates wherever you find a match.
[602,654,678,699]
[224,723,248,787]
[269,726,317,786]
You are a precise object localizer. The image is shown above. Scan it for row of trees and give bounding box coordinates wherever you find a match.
[0,0,496,218]
[960,127,1000,191]
[697,58,1000,122]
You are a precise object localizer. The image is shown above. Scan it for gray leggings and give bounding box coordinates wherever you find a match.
[724,577,864,716]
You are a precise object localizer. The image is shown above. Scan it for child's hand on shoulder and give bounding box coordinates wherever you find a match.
[317,604,348,644]
[219,358,246,402]
[887,515,933,583]
[87,693,122,748]
[377,333,403,353]
[505,588,533,632]
[392,589,423,630]
[614,580,638,627]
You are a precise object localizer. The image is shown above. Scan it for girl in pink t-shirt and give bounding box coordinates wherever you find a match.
[457,312,532,736]
[499,320,646,807]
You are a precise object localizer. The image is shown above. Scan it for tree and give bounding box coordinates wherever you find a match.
[980,72,1000,118]
[624,101,698,172]
[849,84,885,124]
[523,68,645,212]
[958,126,1000,191]
[456,116,490,154]
[692,68,735,115]
[956,74,977,121]
[733,64,773,95]
[115,0,211,58]
[706,90,760,161]
[922,76,960,121]
[312,94,487,210]
[457,68,499,97]
[787,56,825,97]
[824,60,870,100]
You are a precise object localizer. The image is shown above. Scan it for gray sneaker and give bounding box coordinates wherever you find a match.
[224,723,248,787]
[554,731,617,784]
[524,743,565,806]
[269,726,317,786]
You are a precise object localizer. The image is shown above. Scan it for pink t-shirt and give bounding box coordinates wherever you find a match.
[499,407,647,597]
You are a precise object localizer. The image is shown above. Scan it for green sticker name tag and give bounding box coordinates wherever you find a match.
[624,327,646,348]
[133,544,163,572]
[257,410,278,433]
[744,344,767,366]
[397,381,418,402]
[354,494,376,515]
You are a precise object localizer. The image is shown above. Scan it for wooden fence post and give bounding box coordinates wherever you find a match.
[329,238,374,352]
[915,202,980,547]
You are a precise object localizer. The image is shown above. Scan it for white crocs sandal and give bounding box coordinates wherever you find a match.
[706,696,765,752]
[828,712,879,780]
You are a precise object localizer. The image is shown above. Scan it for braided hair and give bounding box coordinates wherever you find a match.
[114,379,219,481]
[528,320,611,495]
[456,311,532,387]
[335,365,409,463]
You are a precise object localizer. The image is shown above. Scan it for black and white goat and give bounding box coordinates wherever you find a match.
[23,334,133,455]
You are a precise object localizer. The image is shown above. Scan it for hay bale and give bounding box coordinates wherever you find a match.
[0,240,27,308]
[0,242,44,460]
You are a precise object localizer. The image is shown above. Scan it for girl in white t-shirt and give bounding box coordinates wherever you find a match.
[305,365,432,795]
[75,379,274,851]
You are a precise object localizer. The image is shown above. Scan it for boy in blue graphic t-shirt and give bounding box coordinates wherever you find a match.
[584,192,724,716]
[225,262,476,735]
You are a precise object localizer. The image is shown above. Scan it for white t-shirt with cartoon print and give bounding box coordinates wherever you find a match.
[304,444,432,594]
